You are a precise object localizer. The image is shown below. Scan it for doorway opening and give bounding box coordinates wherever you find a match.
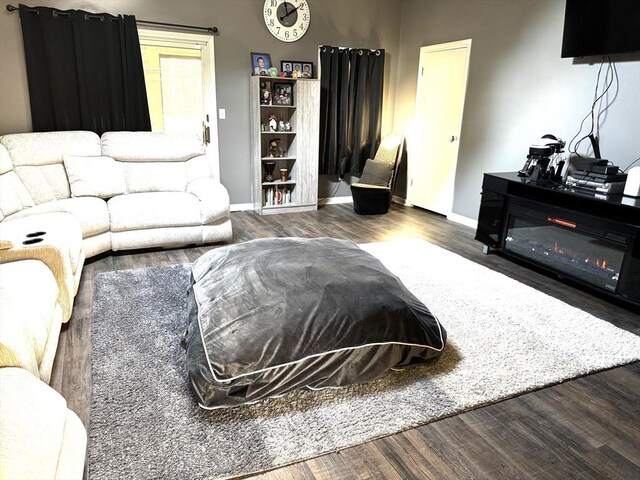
[137,28,220,178]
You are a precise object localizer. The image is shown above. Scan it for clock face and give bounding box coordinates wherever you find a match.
[263,0,310,42]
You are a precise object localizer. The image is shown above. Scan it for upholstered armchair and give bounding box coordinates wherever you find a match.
[350,134,405,215]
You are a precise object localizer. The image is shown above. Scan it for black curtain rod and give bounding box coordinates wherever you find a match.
[6,5,218,34]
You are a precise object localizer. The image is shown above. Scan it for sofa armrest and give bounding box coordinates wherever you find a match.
[0,368,87,480]
[187,177,231,224]
[0,213,83,321]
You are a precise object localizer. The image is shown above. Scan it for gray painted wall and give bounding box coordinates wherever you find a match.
[393,0,640,220]
[2,1,638,213]
[0,0,402,204]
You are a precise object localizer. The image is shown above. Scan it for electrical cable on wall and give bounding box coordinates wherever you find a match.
[567,56,619,159]
[326,177,343,198]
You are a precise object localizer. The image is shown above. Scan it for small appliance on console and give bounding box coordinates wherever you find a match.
[624,166,640,198]
[565,158,627,195]
[518,134,566,184]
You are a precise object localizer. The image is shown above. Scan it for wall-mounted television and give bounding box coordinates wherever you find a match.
[561,0,640,58]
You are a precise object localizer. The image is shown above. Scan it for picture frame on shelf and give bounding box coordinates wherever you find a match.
[281,60,313,79]
[280,61,294,77]
[260,81,271,105]
[301,62,314,78]
[272,82,293,106]
[251,52,272,76]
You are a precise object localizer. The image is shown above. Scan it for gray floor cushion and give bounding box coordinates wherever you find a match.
[182,237,447,409]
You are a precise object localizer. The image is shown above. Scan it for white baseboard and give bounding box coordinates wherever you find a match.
[318,196,353,205]
[447,212,478,229]
[392,195,410,206]
[230,203,253,212]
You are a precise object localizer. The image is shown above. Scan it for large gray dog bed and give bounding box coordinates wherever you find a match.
[182,237,446,409]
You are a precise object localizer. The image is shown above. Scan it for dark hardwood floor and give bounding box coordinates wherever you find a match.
[51,203,640,479]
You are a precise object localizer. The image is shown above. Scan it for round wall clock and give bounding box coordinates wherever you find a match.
[263,0,310,42]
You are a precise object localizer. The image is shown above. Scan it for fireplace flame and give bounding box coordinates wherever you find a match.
[553,241,610,271]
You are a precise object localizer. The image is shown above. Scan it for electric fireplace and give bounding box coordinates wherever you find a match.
[504,204,626,292]
[476,172,640,308]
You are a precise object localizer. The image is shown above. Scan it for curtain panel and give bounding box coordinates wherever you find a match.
[319,46,385,176]
[19,4,151,135]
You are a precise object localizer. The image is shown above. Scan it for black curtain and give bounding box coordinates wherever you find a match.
[319,46,384,176]
[19,4,151,135]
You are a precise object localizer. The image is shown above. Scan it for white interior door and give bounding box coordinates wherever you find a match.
[408,40,471,216]
[138,28,220,181]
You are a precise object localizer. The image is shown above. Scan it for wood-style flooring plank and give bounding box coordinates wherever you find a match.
[50,204,640,479]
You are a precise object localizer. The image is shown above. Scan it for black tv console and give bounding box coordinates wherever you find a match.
[475,172,640,308]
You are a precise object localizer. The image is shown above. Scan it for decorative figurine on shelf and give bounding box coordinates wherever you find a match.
[268,67,278,77]
[268,114,277,132]
[264,162,276,182]
[278,120,286,131]
[268,138,284,157]
[285,121,291,132]
[279,71,286,78]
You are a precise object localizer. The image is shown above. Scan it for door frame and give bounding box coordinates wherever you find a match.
[407,38,472,217]
[137,28,221,180]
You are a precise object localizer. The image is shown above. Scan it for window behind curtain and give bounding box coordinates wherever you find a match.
[18,5,151,135]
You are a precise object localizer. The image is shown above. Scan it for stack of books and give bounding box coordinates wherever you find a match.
[263,187,292,206]
[565,161,627,194]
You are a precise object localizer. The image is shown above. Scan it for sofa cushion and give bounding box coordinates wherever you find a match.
[108,192,202,232]
[0,145,33,222]
[358,157,394,187]
[13,164,71,204]
[0,143,13,175]
[63,155,126,199]
[0,171,36,220]
[101,131,205,162]
[55,408,88,480]
[0,260,61,381]
[187,177,231,223]
[1,131,101,205]
[6,197,109,237]
[122,162,187,193]
[0,131,101,167]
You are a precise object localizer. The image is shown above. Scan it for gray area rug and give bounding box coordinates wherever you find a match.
[89,238,640,479]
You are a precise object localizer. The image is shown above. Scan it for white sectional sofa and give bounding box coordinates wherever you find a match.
[1,130,232,256]
[0,130,232,479]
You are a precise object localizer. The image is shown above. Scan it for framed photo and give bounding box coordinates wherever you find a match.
[280,61,294,78]
[259,81,271,105]
[272,82,293,106]
[301,62,314,79]
[281,60,313,79]
[251,52,272,76]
